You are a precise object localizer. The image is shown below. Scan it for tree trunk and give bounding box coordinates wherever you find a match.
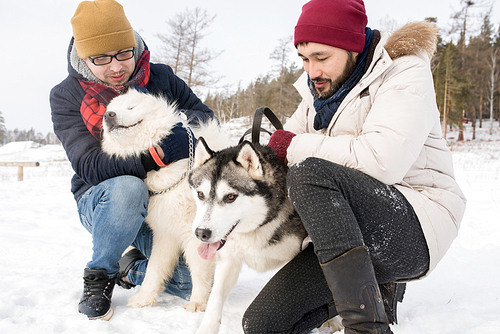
[443,64,449,139]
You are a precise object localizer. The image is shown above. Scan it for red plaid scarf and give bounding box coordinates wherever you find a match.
[78,50,151,140]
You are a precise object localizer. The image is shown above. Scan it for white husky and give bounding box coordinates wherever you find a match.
[101,88,229,311]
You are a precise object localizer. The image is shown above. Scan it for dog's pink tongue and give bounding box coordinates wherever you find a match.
[197,241,221,260]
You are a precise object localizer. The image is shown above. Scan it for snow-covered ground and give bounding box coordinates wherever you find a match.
[0,119,499,334]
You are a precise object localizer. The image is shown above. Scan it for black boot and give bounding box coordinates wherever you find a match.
[116,248,147,289]
[320,246,392,334]
[380,282,406,325]
[79,268,115,320]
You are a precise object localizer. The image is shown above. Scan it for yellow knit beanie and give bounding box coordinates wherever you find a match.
[71,0,137,59]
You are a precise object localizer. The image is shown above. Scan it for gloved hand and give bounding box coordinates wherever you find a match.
[154,122,196,167]
[267,130,296,164]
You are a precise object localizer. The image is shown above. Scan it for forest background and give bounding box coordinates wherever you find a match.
[0,0,499,145]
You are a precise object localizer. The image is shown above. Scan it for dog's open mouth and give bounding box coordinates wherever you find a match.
[197,222,238,260]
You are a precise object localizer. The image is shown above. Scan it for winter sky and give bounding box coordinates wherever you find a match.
[2,0,500,134]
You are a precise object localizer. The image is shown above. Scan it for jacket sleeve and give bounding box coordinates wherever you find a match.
[50,77,148,187]
[287,55,438,185]
[149,64,215,125]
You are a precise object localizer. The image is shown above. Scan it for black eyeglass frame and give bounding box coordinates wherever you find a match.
[88,49,135,66]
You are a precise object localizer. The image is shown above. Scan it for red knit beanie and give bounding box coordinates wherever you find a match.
[294,0,368,53]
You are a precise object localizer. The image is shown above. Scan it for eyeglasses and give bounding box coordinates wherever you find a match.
[88,49,135,66]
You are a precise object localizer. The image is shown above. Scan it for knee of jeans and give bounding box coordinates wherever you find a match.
[115,175,148,194]
[110,176,149,206]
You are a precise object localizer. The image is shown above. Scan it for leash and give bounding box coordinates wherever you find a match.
[150,108,281,196]
[149,124,194,196]
[238,107,283,145]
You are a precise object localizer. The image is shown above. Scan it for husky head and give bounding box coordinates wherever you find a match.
[101,88,182,157]
[188,138,288,260]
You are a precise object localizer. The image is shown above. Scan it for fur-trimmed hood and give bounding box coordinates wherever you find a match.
[384,21,439,60]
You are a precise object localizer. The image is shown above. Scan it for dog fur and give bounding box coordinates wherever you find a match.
[101,88,229,311]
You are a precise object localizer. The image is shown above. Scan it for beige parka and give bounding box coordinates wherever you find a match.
[284,22,466,277]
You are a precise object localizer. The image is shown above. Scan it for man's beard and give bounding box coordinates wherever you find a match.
[310,52,358,100]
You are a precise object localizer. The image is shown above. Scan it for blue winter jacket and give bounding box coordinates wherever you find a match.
[50,38,214,202]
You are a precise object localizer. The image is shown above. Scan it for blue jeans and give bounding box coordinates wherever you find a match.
[77,175,192,300]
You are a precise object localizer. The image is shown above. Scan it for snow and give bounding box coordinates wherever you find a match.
[0,119,499,334]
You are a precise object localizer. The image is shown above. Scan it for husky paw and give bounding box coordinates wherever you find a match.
[183,300,207,312]
[127,292,156,308]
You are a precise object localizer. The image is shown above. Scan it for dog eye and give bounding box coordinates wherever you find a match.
[128,105,137,110]
[224,194,238,203]
[197,191,205,201]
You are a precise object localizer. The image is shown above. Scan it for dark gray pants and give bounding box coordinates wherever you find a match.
[243,158,429,334]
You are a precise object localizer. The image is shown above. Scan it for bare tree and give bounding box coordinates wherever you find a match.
[450,0,493,66]
[269,36,293,115]
[450,0,476,69]
[155,7,222,93]
[442,55,451,140]
[488,47,498,134]
[270,36,293,77]
[155,12,188,76]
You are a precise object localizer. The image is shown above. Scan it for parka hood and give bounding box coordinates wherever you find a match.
[384,21,439,60]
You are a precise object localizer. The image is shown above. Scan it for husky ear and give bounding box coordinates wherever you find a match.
[194,137,213,168]
[236,141,263,178]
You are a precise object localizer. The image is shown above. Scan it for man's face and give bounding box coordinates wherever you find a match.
[297,43,358,100]
[83,49,136,86]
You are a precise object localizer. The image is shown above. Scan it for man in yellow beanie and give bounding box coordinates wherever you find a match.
[50,0,215,321]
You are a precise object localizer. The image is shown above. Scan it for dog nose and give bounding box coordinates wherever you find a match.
[104,111,116,120]
[195,228,212,242]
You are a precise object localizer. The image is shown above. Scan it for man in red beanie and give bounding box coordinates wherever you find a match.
[243,0,466,333]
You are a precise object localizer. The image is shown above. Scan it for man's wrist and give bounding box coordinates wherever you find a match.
[149,146,168,167]
[154,145,165,159]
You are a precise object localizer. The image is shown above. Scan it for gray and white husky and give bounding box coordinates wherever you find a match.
[188,138,308,334]
[101,88,229,312]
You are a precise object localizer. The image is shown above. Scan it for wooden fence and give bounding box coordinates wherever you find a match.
[0,162,40,181]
